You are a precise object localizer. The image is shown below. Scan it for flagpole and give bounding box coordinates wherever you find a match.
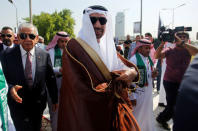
[140,0,142,35]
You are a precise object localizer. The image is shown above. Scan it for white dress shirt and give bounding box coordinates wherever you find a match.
[20,45,36,81]
[3,43,14,50]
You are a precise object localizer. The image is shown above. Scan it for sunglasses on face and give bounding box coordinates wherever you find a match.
[90,17,107,25]
[19,33,36,40]
[178,35,187,39]
[1,34,12,38]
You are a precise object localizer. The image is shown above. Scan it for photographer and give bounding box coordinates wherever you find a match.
[155,31,198,130]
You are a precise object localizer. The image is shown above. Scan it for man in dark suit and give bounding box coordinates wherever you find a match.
[0,26,16,59]
[2,23,58,131]
[173,54,198,131]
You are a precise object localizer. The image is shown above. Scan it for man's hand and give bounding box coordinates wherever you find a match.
[114,68,137,86]
[174,33,186,46]
[154,41,166,59]
[10,85,23,103]
[152,68,158,78]
[131,99,137,107]
[59,67,63,73]
[52,104,59,112]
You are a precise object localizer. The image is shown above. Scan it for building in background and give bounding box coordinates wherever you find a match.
[115,12,125,40]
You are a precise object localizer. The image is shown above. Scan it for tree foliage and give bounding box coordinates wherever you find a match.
[24,9,75,44]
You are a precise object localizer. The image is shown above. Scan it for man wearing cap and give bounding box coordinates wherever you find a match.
[58,5,140,131]
[46,31,70,131]
[129,39,158,131]
[155,32,198,130]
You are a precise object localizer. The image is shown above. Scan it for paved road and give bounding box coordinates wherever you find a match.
[43,88,173,131]
[153,88,173,131]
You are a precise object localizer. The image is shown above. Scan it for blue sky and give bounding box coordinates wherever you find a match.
[1,0,197,40]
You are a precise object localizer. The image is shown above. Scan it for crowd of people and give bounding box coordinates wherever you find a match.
[0,5,198,131]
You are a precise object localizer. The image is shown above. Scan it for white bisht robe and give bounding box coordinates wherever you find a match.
[129,53,155,131]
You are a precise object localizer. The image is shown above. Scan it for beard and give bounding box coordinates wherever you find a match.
[94,28,104,39]
[3,39,12,46]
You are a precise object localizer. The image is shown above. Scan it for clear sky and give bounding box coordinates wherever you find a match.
[1,0,197,40]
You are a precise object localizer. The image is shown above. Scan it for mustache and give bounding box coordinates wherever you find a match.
[3,39,11,44]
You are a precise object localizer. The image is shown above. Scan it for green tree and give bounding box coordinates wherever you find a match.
[24,9,75,44]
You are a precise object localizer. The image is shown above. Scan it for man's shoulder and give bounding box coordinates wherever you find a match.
[129,55,137,65]
[35,47,48,56]
[67,38,78,45]
[0,44,3,52]
[66,38,82,50]
[5,44,19,54]
[124,40,132,44]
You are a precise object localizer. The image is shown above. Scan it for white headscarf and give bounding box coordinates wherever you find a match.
[78,7,126,71]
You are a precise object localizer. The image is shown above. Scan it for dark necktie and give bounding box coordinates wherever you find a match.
[25,52,33,87]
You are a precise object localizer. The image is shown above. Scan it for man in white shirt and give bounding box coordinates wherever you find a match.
[129,39,158,131]
[46,31,70,131]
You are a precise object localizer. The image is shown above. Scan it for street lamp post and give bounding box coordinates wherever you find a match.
[8,0,18,30]
[13,3,18,29]
[29,0,32,24]
[162,3,186,28]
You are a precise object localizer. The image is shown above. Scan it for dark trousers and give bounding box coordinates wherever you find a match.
[11,109,43,131]
[124,48,129,59]
[8,100,45,131]
[156,59,162,91]
[157,80,180,122]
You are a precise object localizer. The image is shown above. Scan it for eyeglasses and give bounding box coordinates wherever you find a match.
[90,17,107,25]
[1,34,12,38]
[19,33,36,40]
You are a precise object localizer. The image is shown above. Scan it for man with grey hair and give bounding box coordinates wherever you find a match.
[2,23,58,131]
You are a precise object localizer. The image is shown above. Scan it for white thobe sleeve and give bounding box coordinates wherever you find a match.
[128,56,138,100]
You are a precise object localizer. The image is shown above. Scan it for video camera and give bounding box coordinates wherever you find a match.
[158,26,192,43]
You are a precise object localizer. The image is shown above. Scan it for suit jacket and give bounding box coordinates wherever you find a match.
[0,43,17,61]
[2,45,58,119]
[173,54,198,131]
[0,44,3,52]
